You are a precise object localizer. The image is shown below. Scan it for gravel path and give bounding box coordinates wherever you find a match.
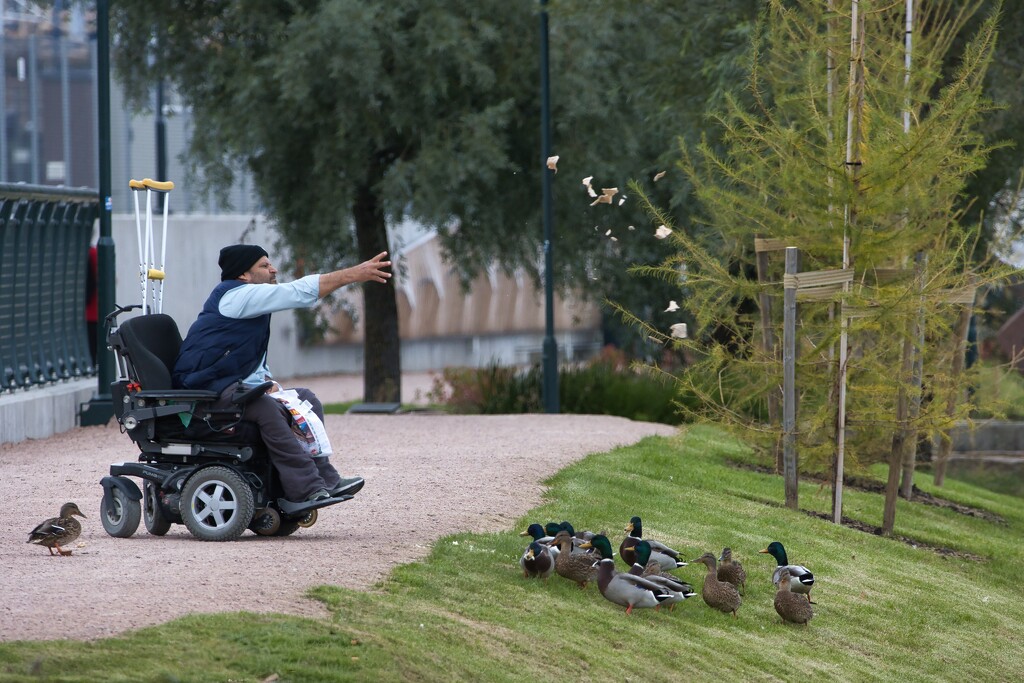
[0,380,675,642]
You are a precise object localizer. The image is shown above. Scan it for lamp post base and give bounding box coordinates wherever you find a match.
[79,394,114,426]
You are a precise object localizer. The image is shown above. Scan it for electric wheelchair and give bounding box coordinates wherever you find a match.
[98,304,351,542]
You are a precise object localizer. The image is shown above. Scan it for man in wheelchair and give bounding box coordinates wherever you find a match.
[99,244,391,542]
[173,244,391,504]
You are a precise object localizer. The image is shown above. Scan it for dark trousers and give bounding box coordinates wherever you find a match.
[216,385,342,501]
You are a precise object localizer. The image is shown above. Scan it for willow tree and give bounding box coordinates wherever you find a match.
[622,0,1010,534]
[107,1,757,401]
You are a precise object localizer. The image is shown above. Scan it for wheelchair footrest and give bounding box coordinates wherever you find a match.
[276,494,353,516]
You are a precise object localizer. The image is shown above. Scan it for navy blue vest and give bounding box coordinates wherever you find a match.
[172,280,272,394]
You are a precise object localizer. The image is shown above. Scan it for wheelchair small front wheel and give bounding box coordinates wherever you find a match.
[100,486,141,538]
[249,507,282,536]
[143,481,173,536]
[179,466,255,542]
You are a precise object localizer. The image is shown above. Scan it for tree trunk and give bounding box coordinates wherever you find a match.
[353,181,401,404]
[883,332,914,535]
[934,299,973,486]
[900,252,926,499]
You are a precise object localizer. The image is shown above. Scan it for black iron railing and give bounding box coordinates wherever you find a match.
[0,183,99,391]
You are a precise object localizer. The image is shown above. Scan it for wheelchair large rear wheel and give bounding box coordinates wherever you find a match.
[179,466,255,542]
[100,485,141,538]
[143,481,173,536]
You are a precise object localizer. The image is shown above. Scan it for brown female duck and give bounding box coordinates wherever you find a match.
[774,569,814,625]
[717,547,747,595]
[551,530,599,588]
[692,552,741,617]
[27,502,85,556]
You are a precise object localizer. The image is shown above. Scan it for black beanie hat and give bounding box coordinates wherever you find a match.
[219,244,269,281]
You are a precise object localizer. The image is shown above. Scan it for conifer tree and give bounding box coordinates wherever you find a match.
[621,0,1012,534]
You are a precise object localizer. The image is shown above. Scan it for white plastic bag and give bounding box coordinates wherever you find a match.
[269,389,334,457]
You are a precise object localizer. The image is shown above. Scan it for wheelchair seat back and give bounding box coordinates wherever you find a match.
[115,313,181,391]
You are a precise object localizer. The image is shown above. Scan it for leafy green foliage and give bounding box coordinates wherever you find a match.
[1,426,1021,681]
[427,348,690,423]
[971,360,1024,420]
[427,364,543,415]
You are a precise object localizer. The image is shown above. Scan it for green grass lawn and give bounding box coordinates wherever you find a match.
[2,425,1021,682]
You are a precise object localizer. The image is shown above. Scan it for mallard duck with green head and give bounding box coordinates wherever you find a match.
[692,552,741,618]
[632,541,696,609]
[551,530,599,588]
[717,547,747,595]
[595,558,674,615]
[619,516,685,570]
[28,502,85,556]
[520,523,559,562]
[520,540,555,580]
[583,535,692,611]
[521,522,555,544]
[774,568,814,625]
[759,541,814,602]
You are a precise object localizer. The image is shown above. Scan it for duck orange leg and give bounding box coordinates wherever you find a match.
[54,543,73,556]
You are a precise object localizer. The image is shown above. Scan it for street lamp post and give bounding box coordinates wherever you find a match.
[539,0,559,413]
[80,0,115,426]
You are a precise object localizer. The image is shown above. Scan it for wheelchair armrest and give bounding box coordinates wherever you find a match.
[135,389,221,402]
[230,380,274,406]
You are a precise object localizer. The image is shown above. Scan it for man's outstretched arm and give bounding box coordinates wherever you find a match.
[317,251,392,298]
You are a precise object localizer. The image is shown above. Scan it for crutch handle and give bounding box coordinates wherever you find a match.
[147,269,165,281]
[129,178,175,192]
[143,178,175,192]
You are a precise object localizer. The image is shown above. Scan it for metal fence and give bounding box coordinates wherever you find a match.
[0,182,97,391]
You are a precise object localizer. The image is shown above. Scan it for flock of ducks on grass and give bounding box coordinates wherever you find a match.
[519,516,815,625]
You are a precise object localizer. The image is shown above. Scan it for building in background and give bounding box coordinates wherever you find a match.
[1,2,603,379]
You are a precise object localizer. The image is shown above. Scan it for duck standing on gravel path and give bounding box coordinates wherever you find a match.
[28,502,86,556]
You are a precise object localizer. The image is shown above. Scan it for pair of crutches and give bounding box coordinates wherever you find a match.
[129,178,175,315]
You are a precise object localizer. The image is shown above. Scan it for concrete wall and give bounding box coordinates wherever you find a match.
[0,379,95,444]
[950,420,1024,454]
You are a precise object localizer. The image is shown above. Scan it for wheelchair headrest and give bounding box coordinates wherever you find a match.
[116,314,182,390]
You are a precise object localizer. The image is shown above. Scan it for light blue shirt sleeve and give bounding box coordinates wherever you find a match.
[218,274,321,319]
[240,356,273,388]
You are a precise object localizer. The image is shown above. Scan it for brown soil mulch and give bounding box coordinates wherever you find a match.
[843,474,1006,525]
[730,460,1006,525]
[735,493,987,562]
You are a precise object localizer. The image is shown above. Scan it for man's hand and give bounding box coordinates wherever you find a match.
[318,251,392,297]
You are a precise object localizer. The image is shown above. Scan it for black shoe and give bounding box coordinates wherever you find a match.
[305,488,331,503]
[329,477,364,497]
